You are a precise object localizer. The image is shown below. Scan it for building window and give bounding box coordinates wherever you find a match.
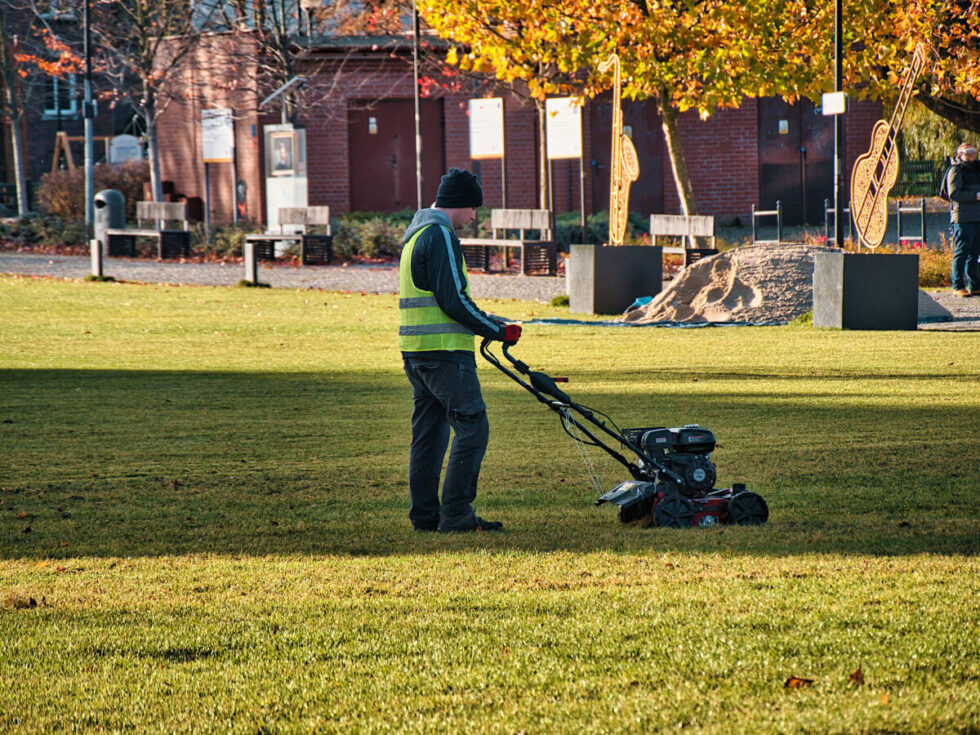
[43,74,77,118]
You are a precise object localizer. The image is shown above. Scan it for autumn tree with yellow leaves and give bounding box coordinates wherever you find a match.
[418,0,980,215]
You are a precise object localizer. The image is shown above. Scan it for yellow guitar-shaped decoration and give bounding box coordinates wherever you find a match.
[850,44,926,249]
[598,53,640,246]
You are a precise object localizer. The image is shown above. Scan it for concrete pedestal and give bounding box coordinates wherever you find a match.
[813,251,919,330]
[568,244,663,315]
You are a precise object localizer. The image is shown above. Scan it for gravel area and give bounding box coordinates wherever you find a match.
[2,251,978,329]
[0,252,566,303]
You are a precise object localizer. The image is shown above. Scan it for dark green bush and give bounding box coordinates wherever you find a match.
[332,211,414,259]
[189,221,257,259]
[553,210,649,248]
[0,215,88,248]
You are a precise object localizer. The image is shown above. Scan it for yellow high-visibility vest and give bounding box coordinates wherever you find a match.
[399,224,475,352]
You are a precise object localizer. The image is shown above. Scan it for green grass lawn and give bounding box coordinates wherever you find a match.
[1,274,978,734]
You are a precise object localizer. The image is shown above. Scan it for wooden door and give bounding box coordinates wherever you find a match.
[348,99,444,212]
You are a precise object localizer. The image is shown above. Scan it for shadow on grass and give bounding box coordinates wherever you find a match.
[1,369,977,560]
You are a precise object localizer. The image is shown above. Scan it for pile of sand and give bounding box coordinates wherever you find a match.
[621,243,838,324]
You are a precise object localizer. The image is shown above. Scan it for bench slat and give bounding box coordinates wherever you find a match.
[105,228,164,238]
[491,208,551,233]
[277,207,309,226]
[649,214,715,237]
[137,201,186,221]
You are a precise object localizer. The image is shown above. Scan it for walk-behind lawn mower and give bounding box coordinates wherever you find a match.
[481,339,769,528]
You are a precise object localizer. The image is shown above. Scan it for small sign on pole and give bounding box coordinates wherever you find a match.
[469,98,504,160]
[202,108,235,163]
[469,97,506,205]
[201,109,235,242]
[545,97,583,160]
[821,91,848,116]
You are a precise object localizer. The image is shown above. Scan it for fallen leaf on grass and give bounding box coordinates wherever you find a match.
[16,511,29,519]
[881,693,890,704]
[784,677,814,689]
[849,667,865,686]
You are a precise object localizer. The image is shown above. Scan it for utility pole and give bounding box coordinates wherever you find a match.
[412,0,423,210]
[83,0,94,236]
[833,0,844,248]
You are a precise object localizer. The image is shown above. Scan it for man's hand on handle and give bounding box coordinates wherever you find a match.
[503,324,522,345]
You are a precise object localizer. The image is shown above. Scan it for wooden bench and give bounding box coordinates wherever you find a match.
[649,213,717,266]
[459,209,557,276]
[105,201,191,259]
[244,206,332,265]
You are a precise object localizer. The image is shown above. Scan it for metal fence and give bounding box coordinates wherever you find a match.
[893,160,945,198]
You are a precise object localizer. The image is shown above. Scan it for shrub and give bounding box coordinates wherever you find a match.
[0,215,88,249]
[553,210,648,248]
[189,221,256,260]
[37,161,150,221]
[331,211,413,260]
[357,218,403,258]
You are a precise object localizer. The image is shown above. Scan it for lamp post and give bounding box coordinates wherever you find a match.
[833,0,844,248]
[83,0,94,235]
[412,0,423,210]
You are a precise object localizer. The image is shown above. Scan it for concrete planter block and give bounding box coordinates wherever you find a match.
[813,251,919,330]
[568,244,663,315]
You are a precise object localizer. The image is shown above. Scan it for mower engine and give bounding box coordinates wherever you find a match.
[597,424,769,528]
[624,425,717,498]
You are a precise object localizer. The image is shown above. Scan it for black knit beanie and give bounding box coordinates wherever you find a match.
[435,168,483,208]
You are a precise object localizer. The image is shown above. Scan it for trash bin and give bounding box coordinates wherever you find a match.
[94,189,126,255]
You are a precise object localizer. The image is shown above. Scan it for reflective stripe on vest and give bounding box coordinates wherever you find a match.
[399,224,475,352]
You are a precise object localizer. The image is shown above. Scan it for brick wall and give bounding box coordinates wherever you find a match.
[664,101,761,219]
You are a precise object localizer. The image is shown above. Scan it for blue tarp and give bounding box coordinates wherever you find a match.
[525,317,790,328]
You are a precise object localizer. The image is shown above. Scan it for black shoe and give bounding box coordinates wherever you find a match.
[438,516,503,533]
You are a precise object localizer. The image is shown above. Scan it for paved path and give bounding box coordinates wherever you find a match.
[2,251,978,330]
[0,252,566,303]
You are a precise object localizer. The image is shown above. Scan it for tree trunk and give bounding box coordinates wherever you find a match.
[144,88,163,202]
[536,98,549,210]
[9,108,28,214]
[657,93,698,216]
[0,9,29,215]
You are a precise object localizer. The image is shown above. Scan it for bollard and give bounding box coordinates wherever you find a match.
[244,241,259,284]
[90,238,103,278]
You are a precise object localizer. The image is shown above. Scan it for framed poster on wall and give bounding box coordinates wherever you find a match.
[269,130,295,176]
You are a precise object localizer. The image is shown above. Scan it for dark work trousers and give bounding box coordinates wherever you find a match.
[951,222,980,292]
[402,356,489,531]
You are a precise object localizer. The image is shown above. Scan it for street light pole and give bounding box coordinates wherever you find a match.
[412,0,423,210]
[833,0,844,248]
[83,0,94,236]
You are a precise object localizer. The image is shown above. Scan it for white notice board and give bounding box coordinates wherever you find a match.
[202,108,235,163]
[545,97,583,160]
[469,98,504,160]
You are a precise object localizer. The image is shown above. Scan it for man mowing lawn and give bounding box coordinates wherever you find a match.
[399,168,522,533]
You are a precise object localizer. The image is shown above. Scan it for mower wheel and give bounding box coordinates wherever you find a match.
[727,491,769,525]
[654,495,695,528]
